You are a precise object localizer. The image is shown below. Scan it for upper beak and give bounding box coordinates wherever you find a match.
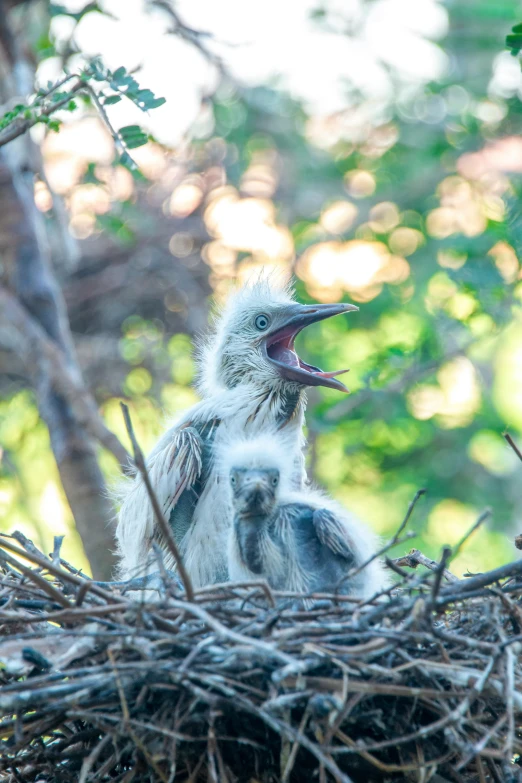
[264,301,359,393]
[269,302,359,338]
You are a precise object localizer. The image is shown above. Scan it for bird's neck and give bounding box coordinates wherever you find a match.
[240,385,305,430]
[234,513,269,575]
[276,387,305,427]
[236,511,270,526]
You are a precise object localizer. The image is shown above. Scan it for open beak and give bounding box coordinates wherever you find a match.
[263,302,358,393]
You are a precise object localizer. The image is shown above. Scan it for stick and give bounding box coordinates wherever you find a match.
[504,432,522,462]
[438,559,522,603]
[430,546,452,604]
[451,509,491,562]
[335,489,425,591]
[392,548,458,583]
[0,536,123,604]
[120,402,195,601]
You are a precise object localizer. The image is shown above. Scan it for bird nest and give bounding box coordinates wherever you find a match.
[0,530,522,783]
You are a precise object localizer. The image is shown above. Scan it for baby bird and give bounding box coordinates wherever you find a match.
[116,278,357,588]
[223,436,389,599]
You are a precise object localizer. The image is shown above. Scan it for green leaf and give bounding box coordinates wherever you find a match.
[111,66,127,83]
[83,162,100,185]
[125,135,149,149]
[506,34,522,48]
[96,213,135,244]
[49,2,103,22]
[51,91,69,103]
[103,95,122,106]
[119,124,149,148]
[145,96,166,109]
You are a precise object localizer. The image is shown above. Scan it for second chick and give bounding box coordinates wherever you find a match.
[222,435,389,599]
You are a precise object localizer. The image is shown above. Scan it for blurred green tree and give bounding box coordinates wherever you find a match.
[0,0,521,579]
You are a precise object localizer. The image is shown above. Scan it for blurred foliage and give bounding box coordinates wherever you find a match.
[0,58,165,166]
[2,0,522,577]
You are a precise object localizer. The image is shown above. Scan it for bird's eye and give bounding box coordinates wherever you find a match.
[271,475,279,487]
[230,475,237,487]
[254,314,270,331]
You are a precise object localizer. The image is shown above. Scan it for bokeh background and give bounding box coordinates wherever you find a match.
[1,0,522,578]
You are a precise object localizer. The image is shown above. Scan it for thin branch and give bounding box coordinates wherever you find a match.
[0,287,131,471]
[438,558,522,604]
[430,546,452,604]
[335,489,425,592]
[392,548,458,583]
[82,83,137,168]
[151,0,228,77]
[0,78,83,149]
[504,432,522,463]
[120,402,195,601]
[0,535,123,604]
[0,548,71,608]
[451,508,491,562]
[393,489,427,541]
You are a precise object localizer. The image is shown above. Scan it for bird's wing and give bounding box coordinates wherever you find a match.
[116,422,209,578]
[312,508,356,563]
[154,425,204,522]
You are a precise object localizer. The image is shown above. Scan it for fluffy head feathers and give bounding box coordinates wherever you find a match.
[219,433,293,487]
[196,277,296,396]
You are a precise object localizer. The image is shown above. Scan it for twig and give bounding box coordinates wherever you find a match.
[282,706,310,782]
[391,489,427,543]
[0,549,70,608]
[437,558,522,603]
[151,0,228,77]
[336,489,425,591]
[430,546,452,605]
[456,715,507,772]
[0,78,84,149]
[120,402,195,601]
[392,548,458,583]
[0,535,123,604]
[82,84,137,168]
[168,598,295,666]
[450,508,491,562]
[504,431,522,462]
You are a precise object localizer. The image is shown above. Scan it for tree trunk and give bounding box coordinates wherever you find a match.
[0,4,116,578]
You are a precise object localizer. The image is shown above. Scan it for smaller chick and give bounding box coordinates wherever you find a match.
[222,435,388,598]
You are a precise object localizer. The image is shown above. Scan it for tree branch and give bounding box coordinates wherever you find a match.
[0,78,84,148]
[151,0,228,78]
[0,286,131,471]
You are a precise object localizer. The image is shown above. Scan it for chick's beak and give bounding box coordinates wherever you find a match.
[264,302,359,393]
[238,473,274,514]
